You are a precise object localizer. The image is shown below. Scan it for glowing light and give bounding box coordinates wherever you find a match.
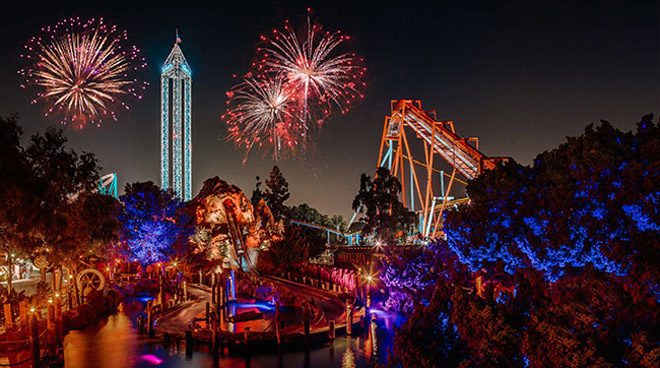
[19,17,148,128]
[139,354,163,365]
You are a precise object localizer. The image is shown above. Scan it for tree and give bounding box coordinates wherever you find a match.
[25,126,102,268]
[331,215,347,233]
[445,117,660,294]
[388,289,465,368]
[250,175,263,206]
[386,116,660,368]
[352,167,417,243]
[523,267,658,368]
[0,116,41,295]
[1,118,119,294]
[118,182,192,266]
[288,203,333,257]
[264,165,290,221]
[257,226,309,273]
[330,214,347,244]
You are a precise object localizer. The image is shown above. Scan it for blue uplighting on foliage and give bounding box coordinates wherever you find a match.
[119,188,190,266]
[443,172,641,282]
[623,202,660,232]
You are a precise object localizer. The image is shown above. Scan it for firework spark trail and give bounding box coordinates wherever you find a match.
[224,77,305,162]
[18,18,147,128]
[258,18,366,122]
[224,13,366,160]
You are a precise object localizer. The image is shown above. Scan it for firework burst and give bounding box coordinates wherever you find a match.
[224,77,306,162]
[18,17,147,128]
[256,17,366,122]
[224,12,366,159]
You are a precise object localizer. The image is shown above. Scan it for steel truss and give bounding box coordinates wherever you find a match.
[161,33,192,201]
[377,100,505,238]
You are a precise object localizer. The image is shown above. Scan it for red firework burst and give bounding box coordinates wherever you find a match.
[224,12,366,159]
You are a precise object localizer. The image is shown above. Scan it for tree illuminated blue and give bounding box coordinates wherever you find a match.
[119,182,192,265]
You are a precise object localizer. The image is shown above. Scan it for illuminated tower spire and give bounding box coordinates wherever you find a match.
[161,30,192,200]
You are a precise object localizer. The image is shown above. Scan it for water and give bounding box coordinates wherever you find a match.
[63,298,401,368]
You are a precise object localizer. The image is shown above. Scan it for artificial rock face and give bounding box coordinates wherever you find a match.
[188,177,280,269]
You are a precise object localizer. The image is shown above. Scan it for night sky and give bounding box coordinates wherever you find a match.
[1,0,657,218]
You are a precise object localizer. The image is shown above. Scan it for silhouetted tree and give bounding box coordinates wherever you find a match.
[352,167,417,243]
[264,166,290,221]
[250,175,263,206]
[0,116,40,294]
[288,203,334,257]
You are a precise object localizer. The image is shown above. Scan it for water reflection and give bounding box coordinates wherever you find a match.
[63,300,396,368]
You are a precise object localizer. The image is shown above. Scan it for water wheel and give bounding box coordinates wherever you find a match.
[76,268,105,296]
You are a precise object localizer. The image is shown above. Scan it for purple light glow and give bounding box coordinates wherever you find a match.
[139,354,162,364]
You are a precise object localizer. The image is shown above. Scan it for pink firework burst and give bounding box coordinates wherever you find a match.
[224,12,366,160]
[18,17,148,128]
[256,16,367,123]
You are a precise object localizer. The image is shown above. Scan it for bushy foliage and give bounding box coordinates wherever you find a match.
[446,117,660,293]
[389,290,465,368]
[1,116,119,272]
[118,182,193,265]
[387,116,660,367]
[257,226,309,273]
[264,165,290,221]
[353,166,417,243]
[380,241,465,314]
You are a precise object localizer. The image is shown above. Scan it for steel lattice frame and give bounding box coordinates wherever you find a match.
[98,173,118,199]
[161,38,192,201]
[377,100,505,238]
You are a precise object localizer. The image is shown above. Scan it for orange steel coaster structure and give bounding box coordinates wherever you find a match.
[377,99,506,238]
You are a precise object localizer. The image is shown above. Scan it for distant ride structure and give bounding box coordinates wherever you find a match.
[98,173,118,198]
[377,99,506,238]
[161,31,193,201]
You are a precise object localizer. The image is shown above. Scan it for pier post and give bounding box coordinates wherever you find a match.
[158,273,164,307]
[46,300,56,356]
[243,327,250,347]
[275,301,282,346]
[19,301,27,329]
[185,330,193,358]
[211,321,219,358]
[345,301,353,336]
[55,295,63,344]
[29,311,39,368]
[303,304,310,346]
[147,302,154,337]
[328,320,335,341]
[211,279,216,305]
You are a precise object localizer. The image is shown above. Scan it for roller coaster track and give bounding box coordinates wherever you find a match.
[70,173,118,201]
[375,100,506,238]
